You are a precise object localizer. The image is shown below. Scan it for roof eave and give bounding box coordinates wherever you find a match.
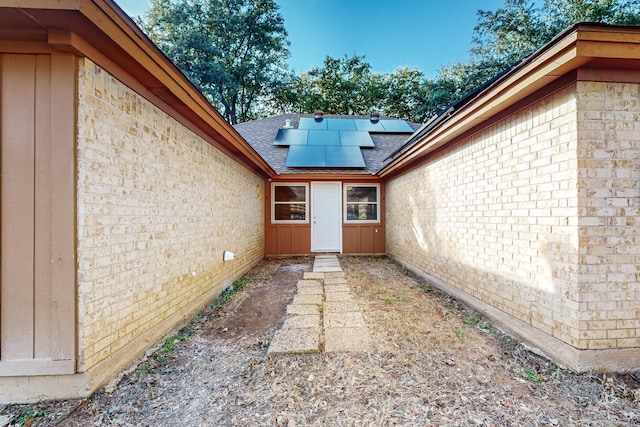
[378,23,640,179]
[1,0,276,179]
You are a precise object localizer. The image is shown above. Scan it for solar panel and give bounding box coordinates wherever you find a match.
[380,119,415,133]
[325,146,365,167]
[339,131,375,147]
[327,118,357,131]
[276,116,413,168]
[354,119,386,132]
[273,129,308,146]
[298,117,328,130]
[308,129,341,145]
[285,145,326,167]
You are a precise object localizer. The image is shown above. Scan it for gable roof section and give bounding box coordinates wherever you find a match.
[378,23,640,178]
[0,0,275,178]
[235,114,420,176]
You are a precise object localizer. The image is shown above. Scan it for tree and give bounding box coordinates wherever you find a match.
[379,67,431,123]
[470,0,640,80]
[429,0,640,116]
[283,55,381,115]
[140,0,290,124]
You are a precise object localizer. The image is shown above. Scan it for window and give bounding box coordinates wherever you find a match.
[344,184,379,223]
[272,183,308,223]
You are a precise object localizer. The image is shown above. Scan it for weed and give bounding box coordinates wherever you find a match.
[443,302,455,313]
[463,315,481,326]
[418,284,432,292]
[14,406,45,426]
[211,279,248,310]
[153,331,188,362]
[384,295,411,304]
[478,322,492,332]
[524,367,544,383]
[455,330,470,339]
[137,363,151,375]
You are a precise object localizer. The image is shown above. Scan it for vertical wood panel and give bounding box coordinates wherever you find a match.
[1,54,36,360]
[34,54,53,359]
[47,54,76,361]
[374,226,386,254]
[360,227,373,253]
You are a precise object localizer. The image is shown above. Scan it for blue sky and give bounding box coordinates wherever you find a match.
[115,0,508,77]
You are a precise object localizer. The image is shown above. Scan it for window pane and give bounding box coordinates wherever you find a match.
[275,203,306,221]
[275,185,306,202]
[346,204,377,221]
[346,186,377,203]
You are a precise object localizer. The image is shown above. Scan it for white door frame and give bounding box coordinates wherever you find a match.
[310,181,342,253]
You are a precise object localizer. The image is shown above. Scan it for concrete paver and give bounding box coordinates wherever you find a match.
[282,314,320,329]
[268,328,320,354]
[286,304,319,316]
[324,292,353,302]
[268,255,373,355]
[324,312,366,328]
[292,294,323,305]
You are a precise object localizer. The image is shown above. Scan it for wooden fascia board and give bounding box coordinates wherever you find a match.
[271,174,381,182]
[85,1,276,177]
[16,0,275,178]
[378,33,582,178]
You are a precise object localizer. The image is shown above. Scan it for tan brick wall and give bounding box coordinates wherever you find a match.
[576,81,640,350]
[387,81,640,352]
[76,59,265,371]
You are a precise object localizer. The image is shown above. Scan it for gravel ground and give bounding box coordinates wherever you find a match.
[2,256,639,426]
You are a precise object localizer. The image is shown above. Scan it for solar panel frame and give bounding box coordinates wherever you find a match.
[326,118,357,131]
[273,129,308,146]
[325,145,365,167]
[380,119,415,133]
[308,129,341,145]
[298,117,328,130]
[339,130,375,147]
[285,145,326,167]
[354,119,386,132]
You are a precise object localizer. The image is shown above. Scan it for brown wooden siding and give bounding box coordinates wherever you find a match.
[343,224,386,254]
[0,53,76,376]
[265,179,386,256]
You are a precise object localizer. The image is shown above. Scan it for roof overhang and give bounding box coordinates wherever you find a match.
[0,0,276,178]
[378,23,640,178]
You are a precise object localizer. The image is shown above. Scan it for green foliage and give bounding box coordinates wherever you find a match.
[463,315,481,326]
[211,279,248,309]
[465,0,640,91]
[140,0,291,124]
[153,331,188,362]
[14,406,45,426]
[455,330,470,339]
[422,0,640,119]
[524,366,545,383]
[137,0,639,124]
[276,55,434,122]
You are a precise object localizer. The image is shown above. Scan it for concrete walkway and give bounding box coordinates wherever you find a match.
[267,255,373,355]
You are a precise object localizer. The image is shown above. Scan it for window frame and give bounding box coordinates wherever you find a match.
[271,182,309,224]
[343,183,380,224]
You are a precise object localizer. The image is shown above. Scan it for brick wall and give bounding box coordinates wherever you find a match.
[76,59,265,372]
[576,81,640,350]
[386,80,640,353]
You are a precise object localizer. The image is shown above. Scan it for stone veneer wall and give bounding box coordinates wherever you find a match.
[76,59,265,373]
[386,81,640,362]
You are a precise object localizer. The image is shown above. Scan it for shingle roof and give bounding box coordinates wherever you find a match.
[234,114,421,175]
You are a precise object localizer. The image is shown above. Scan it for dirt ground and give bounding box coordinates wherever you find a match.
[3,256,639,426]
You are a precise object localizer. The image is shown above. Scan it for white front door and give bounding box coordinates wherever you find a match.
[311,182,341,252]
